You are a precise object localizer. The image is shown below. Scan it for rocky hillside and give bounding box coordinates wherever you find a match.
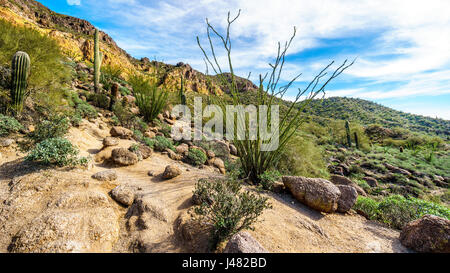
[301,97,450,138]
[0,0,248,95]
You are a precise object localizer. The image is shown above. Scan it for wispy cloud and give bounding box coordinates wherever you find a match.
[67,0,81,6]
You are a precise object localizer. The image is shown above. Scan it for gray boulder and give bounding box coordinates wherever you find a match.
[223,232,269,253]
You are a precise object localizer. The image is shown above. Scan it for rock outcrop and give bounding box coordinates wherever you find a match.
[111,148,138,166]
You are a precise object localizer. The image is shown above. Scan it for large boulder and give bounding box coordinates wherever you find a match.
[282,176,341,213]
[111,148,138,166]
[223,232,269,253]
[330,175,367,197]
[129,145,152,160]
[400,215,450,253]
[110,126,133,139]
[336,185,357,213]
[162,164,182,179]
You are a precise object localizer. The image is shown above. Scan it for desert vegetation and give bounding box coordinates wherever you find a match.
[0,1,448,254]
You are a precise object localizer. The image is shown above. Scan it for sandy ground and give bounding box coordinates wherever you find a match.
[0,119,409,253]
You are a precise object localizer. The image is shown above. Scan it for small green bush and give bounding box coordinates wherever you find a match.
[354,195,450,229]
[143,137,155,148]
[153,135,174,152]
[257,170,281,191]
[0,114,23,136]
[354,196,380,220]
[26,137,87,167]
[29,116,69,143]
[187,148,207,166]
[193,178,272,249]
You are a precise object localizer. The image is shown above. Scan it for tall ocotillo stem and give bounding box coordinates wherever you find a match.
[94,28,102,93]
[10,51,30,114]
[354,131,360,149]
[345,120,352,147]
[179,74,186,105]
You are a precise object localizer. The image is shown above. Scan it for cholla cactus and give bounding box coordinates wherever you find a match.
[10,51,31,113]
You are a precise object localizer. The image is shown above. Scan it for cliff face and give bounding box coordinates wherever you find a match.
[0,0,256,95]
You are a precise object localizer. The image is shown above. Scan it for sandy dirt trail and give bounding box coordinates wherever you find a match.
[0,120,409,253]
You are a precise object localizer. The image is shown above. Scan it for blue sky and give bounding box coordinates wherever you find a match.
[38,0,450,120]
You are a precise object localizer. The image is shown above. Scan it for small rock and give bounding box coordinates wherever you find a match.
[91,170,117,181]
[111,148,138,166]
[144,131,156,138]
[176,143,189,155]
[363,177,378,187]
[162,164,182,179]
[147,170,155,176]
[223,232,269,253]
[110,185,134,206]
[102,137,119,147]
[229,144,238,156]
[110,126,133,139]
[0,138,14,147]
[206,150,215,159]
[167,148,182,161]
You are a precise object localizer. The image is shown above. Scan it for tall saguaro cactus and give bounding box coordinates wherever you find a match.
[345,120,352,147]
[10,51,31,114]
[94,28,102,93]
[179,74,186,105]
[354,131,360,149]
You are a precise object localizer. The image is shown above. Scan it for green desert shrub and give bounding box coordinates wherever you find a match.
[143,137,155,148]
[257,169,281,191]
[26,137,87,167]
[153,135,174,152]
[0,114,23,136]
[278,134,329,178]
[128,74,168,122]
[354,196,379,220]
[187,148,207,166]
[193,178,272,249]
[29,115,69,143]
[354,195,450,229]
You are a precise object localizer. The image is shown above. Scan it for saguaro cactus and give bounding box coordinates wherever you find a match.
[179,74,186,105]
[10,51,31,114]
[94,28,102,93]
[354,131,360,149]
[345,120,352,147]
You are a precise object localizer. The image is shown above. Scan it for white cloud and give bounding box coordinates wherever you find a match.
[77,0,450,118]
[67,0,81,6]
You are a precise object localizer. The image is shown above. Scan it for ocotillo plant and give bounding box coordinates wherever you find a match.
[109,82,119,111]
[10,51,31,114]
[354,131,359,149]
[179,74,186,105]
[345,120,352,147]
[94,29,102,93]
